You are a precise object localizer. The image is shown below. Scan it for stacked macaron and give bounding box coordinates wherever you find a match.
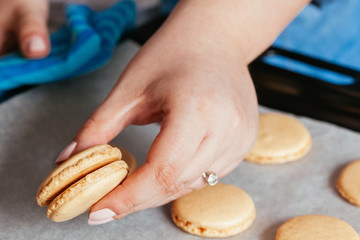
[37,144,129,222]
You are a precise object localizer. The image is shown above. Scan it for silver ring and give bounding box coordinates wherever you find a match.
[202,171,218,186]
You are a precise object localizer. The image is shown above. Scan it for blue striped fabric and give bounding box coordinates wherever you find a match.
[0,0,136,94]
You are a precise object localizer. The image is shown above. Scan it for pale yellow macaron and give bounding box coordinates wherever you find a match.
[275,215,359,240]
[47,161,128,222]
[171,183,256,238]
[336,159,360,206]
[37,144,123,207]
[245,113,312,164]
[37,144,129,222]
[118,147,137,175]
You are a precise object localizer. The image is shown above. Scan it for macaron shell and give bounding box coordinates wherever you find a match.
[47,160,128,222]
[171,183,256,237]
[118,147,137,175]
[245,113,312,164]
[275,215,359,240]
[37,144,122,207]
[336,159,360,206]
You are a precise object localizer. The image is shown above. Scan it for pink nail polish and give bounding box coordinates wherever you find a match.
[89,208,116,221]
[88,218,115,226]
[88,209,116,225]
[55,141,77,164]
[26,36,46,53]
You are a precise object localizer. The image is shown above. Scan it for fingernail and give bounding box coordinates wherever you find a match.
[88,218,115,226]
[55,141,77,164]
[88,208,116,225]
[25,35,46,53]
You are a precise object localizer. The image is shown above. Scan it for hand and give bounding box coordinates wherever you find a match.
[0,0,49,58]
[54,1,258,225]
[55,0,308,225]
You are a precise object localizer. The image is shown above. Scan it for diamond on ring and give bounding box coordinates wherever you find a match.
[202,171,218,186]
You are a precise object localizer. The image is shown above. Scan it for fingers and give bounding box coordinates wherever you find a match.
[54,97,142,164]
[0,0,49,58]
[88,111,207,225]
[16,4,50,58]
[54,67,155,164]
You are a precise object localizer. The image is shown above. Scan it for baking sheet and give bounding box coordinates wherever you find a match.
[0,40,359,240]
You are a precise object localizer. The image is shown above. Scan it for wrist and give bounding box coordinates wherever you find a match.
[158,0,248,65]
[171,0,310,64]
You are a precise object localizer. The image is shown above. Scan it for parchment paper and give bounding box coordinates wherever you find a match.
[0,40,359,240]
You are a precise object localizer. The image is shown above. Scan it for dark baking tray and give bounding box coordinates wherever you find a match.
[249,47,360,132]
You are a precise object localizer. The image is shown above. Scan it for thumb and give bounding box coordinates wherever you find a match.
[16,2,50,58]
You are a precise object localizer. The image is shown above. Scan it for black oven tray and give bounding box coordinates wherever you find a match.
[250,47,360,132]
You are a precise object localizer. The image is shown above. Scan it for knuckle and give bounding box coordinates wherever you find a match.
[76,117,108,142]
[82,117,99,131]
[16,4,42,18]
[195,93,231,119]
[230,107,244,129]
[19,14,42,26]
[196,98,214,114]
[16,10,46,33]
[154,163,183,197]
[120,194,137,214]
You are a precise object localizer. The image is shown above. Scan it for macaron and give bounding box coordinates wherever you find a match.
[171,183,256,238]
[275,215,359,240]
[245,113,312,164]
[37,144,129,222]
[336,159,360,206]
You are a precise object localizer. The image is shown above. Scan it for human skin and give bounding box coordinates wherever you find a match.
[0,0,309,225]
[0,0,49,57]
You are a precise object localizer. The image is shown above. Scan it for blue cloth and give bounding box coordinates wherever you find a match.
[267,0,360,85]
[0,0,136,94]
